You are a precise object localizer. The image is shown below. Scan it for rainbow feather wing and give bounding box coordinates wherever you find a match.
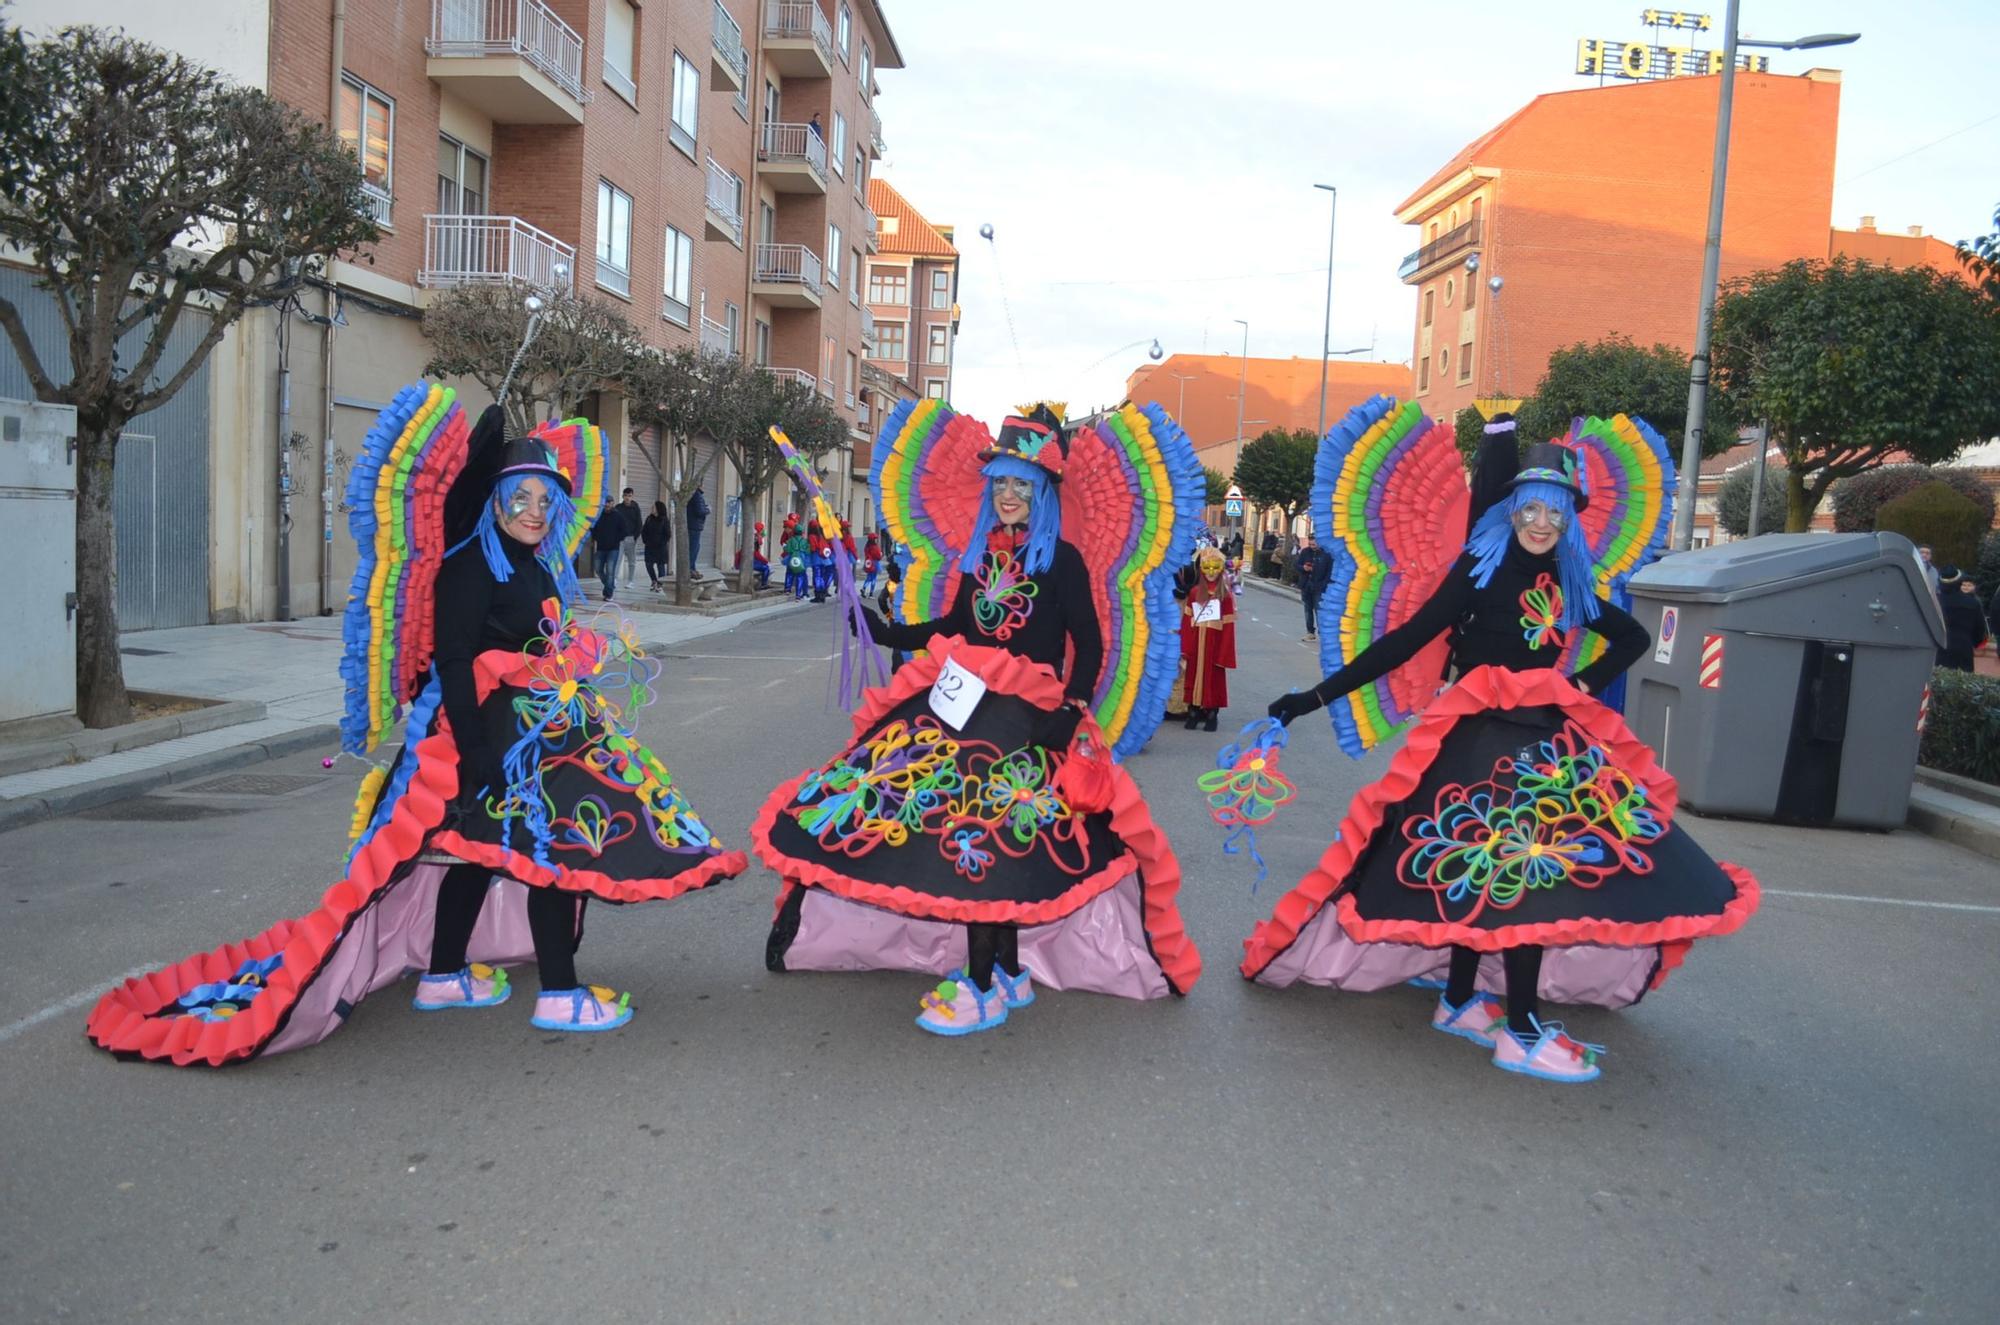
[529,417,609,559]
[338,382,473,755]
[870,398,988,627]
[1557,413,1676,678]
[1062,402,1204,759]
[1312,396,1469,759]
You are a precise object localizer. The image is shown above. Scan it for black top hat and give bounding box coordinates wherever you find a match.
[979,403,1070,480]
[442,405,571,546]
[1508,441,1589,510]
[495,437,570,494]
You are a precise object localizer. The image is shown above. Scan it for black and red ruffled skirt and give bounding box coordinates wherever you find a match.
[1241,666,1758,1007]
[86,641,747,1066]
[754,636,1201,997]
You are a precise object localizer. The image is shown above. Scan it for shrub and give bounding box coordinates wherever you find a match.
[1716,462,1788,537]
[1975,530,2000,603]
[1875,482,1987,569]
[1920,668,2000,786]
[1831,464,1995,533]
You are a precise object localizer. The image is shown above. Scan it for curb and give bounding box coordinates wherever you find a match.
[0,697,267,778]
[0,723,339,836]
[1905,784,2000,863]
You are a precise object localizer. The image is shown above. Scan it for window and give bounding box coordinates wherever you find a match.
[724,301,741,346]
[754,319,772,366]
[1457,341,1474,384]
[873,320,906,361]
[925,379,946,400]
[1418,355,1431,392]
[1439,345,1449,375]
[868,265,907,304]
[1428,220,1439,241]
[859,42,872,97]
[670,52,700,157]
[604,0,637,102]
[831,112,847,175]
[853,150,865,194]
[927,324,949,366]
[1470,197,1483,225]
[762,79,781,131]
[849,247,862,305]
[838,4,852,64]
[597,179,633,297]
[1422,288,1434,327]
[338,75,394,221]
[1466,274,1477,310]
[1444,277,1454,306]
[826,224,843,290]
[436,135,486,215]
[663,225,693,325]
[845,351,858,397]
[929,268,951,310]
[759,201,776,246]
[822,335,837,392]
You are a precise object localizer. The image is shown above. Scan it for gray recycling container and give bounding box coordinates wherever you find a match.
[1622,532,1944,829]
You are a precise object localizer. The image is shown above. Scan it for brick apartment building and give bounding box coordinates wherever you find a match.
[3,0,910,629]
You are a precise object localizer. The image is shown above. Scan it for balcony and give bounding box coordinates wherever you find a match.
[767,367,817,393]
[758,122,828,194]
[700,314,736,358]
[819,375,835,400]
[752,242,823,308]
[1397,218,1482,283]
[860,202,879,254]
[857,396,872,433]
[710,0,748,92]
[704,157,745,246]
[860,305,875,351]
[420,214,577,289]
[425,0,587,125]
[867,103,884,158]
[762,1,834,78]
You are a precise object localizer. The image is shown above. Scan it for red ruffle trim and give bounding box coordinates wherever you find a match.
[1239,665,1759,979]
[86,646,745,1066]
[751,636,1202,993]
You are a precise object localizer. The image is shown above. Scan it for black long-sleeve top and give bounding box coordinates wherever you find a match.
[432,538,556,761]
[870,529,1104,706]
[1310,540,1650,708]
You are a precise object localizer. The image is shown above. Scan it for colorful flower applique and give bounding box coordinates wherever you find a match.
[1518,573,1566,651]
[972,549,1037,640]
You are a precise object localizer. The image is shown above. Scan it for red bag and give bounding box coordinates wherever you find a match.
[1054,714,1116,814]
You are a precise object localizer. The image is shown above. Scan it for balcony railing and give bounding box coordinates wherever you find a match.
[860,202,878,252]
[1397,218,1482,281]
[759,121,828,178]
[819,375,835,399]
[857,398,871,432]
[868,103,884,156]
[768,367,817,393]
[764,1,834,63]
[420,213,577,288]
[704,156,744,244]
[860,305,875,349]
[753,242,824,293]
[710,0,749,85]
[700,314,735,357]
[427,0,587,104]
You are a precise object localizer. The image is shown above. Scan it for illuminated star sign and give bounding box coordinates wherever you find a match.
[1640,8,1712,27]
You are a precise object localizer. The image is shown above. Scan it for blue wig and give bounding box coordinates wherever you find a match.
[958,455,1061,576]
[453,472,585,608]
[1464,480,1601,630]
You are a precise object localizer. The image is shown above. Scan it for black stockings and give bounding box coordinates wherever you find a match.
[428,862,580,991]
[1445,943,1544,1036]
[965,923,1021,992]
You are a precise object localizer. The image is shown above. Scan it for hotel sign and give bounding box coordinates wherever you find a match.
[1576,12,1771,81]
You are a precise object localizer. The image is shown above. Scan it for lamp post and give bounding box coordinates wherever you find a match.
[1231,317,1249,473]
[1314,183,1337,438]
[1169,370,1199,420]
[1672,7,1860,550]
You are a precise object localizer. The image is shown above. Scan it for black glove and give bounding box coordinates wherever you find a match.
[1033,702,1084,751]
[851,604,887,639]
[1267,690,1324,728]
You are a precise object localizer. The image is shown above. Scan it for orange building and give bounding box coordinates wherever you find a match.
[1394,68,1842,428]
[1831,217,1972,278]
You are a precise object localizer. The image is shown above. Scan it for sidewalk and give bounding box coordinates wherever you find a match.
[0,593,813,833]
[1240,573,2000,860]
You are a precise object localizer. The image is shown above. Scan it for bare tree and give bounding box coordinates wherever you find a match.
[422,284,635,436]
[0,24,381,725]
[625,348,726,606]
[702,358,848,594]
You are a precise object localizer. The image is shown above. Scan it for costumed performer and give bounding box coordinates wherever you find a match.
[755,401,1207,1035]
[1179,546,1237,732]
[85,390,748,1065]
[1244,406,1759,1083]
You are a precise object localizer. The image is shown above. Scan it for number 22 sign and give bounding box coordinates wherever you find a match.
[928,657,988,730]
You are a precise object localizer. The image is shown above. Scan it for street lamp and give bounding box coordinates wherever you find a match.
[1673,4,1859,550]
[1168,370,1199,419]
[1313,183,1337,438]
[1231,318,1250,478]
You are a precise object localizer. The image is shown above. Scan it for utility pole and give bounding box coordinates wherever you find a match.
[1314,184,1337,439]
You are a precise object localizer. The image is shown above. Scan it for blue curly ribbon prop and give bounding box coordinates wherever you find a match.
[1197,716,1299,892]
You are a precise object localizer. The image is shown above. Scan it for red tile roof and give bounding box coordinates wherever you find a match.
[868,178,957,259]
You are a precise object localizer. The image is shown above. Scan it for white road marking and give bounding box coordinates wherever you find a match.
[1763,887,2000,915]
[0,966,151,1046]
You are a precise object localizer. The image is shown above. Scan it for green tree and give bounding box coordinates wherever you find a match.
[1709,257,2000,532]
[422,285,636,437]
[1202,466,1231,509]
[1233,427,1317,554]
[1955,200,2000,301]
[1830,463,1996,533]
[1517,336,1739,459]
[0,23,380,726]
[1715,461,1787,538]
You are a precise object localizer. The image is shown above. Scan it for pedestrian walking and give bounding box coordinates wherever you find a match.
[615,488,642,593]
[685,485,710,578]
[1936,566,1989,671]
[1293,532,1331,642]
[861,532,882,597]
[641,500,672,591]
[591,504,625,601]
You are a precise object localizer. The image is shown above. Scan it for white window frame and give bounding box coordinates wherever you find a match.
[669,51,700,158]
[927,324,949,366]
[826,223,843,291]
[339,74,395,223]
[925,379,946,400]
[859,42,872,98]
[831,112,847,176]
[849,247,861,305]
[663,224,693,325]
[838,4,852,66]
[604,0,638,104]
[929,268,951,310]
[597,179,633,298]
[867,264,907,305]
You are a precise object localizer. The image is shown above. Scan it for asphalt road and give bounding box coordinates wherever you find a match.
[4,590,1997,1324]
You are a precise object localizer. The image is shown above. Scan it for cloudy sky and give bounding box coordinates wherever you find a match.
[872,0,2000,423]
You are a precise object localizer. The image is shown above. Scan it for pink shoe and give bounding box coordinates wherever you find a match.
[990,964,1036,1010]
[914,973,1008,1037]
[531,985,633,1032]
[1431,992,1506,1047]
[413,963,511,1011]
[1492,1016,1604,1083]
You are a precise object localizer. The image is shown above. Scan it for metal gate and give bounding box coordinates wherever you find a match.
[0,266,212,630]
